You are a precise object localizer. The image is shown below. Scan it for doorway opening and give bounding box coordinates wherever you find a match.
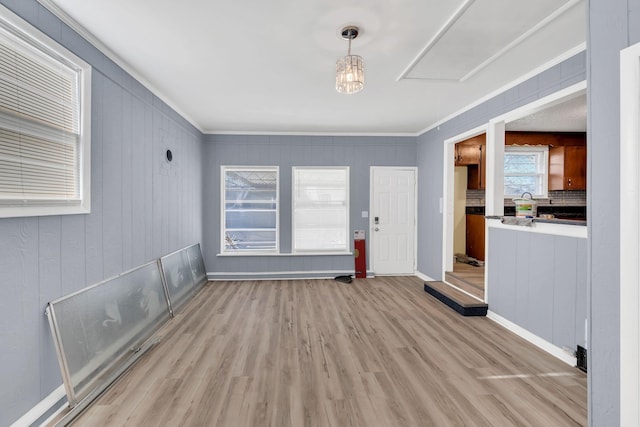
[443,82,588,305]
[443,127,487,301]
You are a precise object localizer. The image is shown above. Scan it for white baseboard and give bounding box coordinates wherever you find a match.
[415,271,437,282]
[207,270,374,281]
[487,311,577,367]
[10,384,66,427]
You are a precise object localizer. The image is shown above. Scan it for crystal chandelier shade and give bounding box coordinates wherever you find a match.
[336,26,364,94]
[336,55,364,94]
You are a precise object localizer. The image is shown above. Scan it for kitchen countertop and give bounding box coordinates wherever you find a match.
[485,215,587,226]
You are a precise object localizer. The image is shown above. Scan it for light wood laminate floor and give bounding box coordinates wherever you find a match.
[448,262,485,300]
[70,276,586,426]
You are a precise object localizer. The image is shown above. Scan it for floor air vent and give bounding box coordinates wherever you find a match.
[576,345,587,372]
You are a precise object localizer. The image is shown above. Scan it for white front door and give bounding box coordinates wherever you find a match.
[370,167,416,275]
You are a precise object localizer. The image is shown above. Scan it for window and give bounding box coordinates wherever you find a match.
[222,166,278,253]
[504,146,549,198]
[293,167,349,253]
[0,5,91,218]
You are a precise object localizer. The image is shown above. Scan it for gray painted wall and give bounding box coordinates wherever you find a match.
[416,50,586,281]
[586,0,640,424]
[487,227,587,353]
[203,135,416,279]
[0,0,626,424]
[0,1,204,425]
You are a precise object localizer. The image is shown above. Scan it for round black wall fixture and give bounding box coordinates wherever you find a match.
[165,149,173,162]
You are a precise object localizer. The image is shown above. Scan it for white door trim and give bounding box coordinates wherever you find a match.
[442,125,487,274]
[620,41,640,427]
[369,166,418,275]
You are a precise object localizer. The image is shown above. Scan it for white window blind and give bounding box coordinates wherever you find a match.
[293,167,349,252]
[0,5,91,217]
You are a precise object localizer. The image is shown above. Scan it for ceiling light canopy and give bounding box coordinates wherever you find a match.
[336,26,364,94]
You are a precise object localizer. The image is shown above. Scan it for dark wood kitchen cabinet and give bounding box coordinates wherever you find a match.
[455,142,486,190]
[455,143,481,166]
[549,146,586,190]
[466,214,485,261]
[467,145,485,190]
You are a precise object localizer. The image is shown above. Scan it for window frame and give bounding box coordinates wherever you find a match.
[0,4,92,218]
[292,166,350,254]
[503,145,549,199]
[220,166,279,255]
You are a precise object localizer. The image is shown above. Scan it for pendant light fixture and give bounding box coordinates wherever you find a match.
[336,26,364,94]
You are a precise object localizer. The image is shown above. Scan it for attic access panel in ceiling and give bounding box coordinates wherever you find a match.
[403,0,576,82]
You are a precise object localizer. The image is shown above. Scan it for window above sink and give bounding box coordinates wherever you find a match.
[504,145,549,199]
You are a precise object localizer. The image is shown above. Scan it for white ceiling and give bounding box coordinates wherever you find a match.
[507,93,587,132]
[42,0,586,135]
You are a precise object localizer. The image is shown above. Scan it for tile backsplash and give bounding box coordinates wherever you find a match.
[466,190,586,207]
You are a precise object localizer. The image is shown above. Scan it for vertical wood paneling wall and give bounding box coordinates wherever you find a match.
[587,0,640,423]
[0,0,630,424]
[487,227,587,353]
[203,135,417,279]
[0,1,204,424]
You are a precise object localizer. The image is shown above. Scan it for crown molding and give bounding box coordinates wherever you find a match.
[37,0,204,133]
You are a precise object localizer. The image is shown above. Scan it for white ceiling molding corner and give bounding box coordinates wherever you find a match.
[205,130,419,137]
[37,0,586,134]
[36,0,204,133]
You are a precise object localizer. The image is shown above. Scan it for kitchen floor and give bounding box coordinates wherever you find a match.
[447,261,485,300]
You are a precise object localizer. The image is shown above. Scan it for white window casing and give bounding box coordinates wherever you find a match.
[221,166,279,254]
[504,145,549,199]
[0,4,91,218]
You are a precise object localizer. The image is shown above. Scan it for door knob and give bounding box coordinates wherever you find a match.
[375,227,379,231]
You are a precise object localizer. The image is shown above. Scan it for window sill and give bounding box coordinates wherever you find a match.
[0,202,90,219]
[217,251,353,257]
